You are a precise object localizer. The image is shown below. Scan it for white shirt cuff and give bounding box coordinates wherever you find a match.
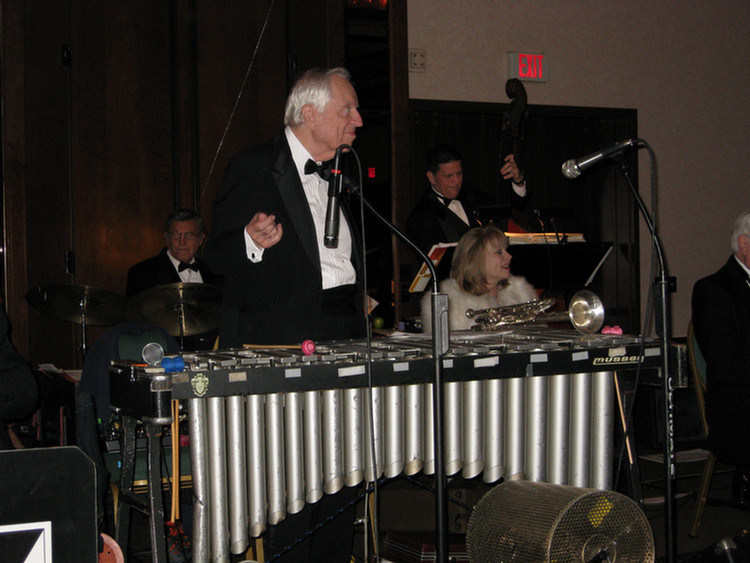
[244,229,264,263]
[512,181,527,198]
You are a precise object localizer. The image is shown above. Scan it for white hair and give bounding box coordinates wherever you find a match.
[283,67,351,127]
[731,210,750,253]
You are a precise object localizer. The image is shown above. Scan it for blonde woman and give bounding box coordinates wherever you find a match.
[422,224,537,332]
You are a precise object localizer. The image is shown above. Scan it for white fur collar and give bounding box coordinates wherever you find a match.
[421,275,538,332]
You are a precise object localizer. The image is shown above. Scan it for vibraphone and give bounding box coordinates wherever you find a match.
[110,328,661,563]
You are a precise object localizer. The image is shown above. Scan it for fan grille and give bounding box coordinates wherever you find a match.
[466,481,654,563]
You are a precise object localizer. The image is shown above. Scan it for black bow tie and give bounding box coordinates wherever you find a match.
[178,261,199,272]
[437,194,454,206]
[304,159,332,180]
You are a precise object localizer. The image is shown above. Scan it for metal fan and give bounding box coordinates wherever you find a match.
[466,481,654,563]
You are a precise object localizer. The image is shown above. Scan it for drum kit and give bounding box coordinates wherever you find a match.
[26,282,223,357]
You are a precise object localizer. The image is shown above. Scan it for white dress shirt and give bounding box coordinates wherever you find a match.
[166,251,204,284]
[244,127,356,289]
[432,188,470,225]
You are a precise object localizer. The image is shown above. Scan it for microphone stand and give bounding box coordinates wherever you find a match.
[617,148,677,563]
[347,180,451,563]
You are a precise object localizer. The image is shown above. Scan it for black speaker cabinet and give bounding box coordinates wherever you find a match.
[0,446,97,563]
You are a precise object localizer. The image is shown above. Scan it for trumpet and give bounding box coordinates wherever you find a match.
[466,289,605,334]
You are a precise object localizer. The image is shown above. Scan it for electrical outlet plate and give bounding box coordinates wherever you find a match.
[409,49,426,72]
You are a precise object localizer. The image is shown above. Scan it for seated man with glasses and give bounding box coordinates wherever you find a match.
[126,209,221,350]
[126,208,220,298]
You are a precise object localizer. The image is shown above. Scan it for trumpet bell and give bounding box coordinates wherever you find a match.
[567,289,604,334]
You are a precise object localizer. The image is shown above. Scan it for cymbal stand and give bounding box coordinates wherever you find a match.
[175,299,186,351]
[79,296,89,361]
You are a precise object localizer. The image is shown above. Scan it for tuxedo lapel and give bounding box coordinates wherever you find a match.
[727,257,750,300]
[271,140,320,270]
[427,191,470,242]
[158,249,182,284]
[426,190,449,220]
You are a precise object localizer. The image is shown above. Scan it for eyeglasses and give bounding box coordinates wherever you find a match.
[167,231,201,241]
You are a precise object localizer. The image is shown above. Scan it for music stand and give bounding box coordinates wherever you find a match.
[508,241,613,292]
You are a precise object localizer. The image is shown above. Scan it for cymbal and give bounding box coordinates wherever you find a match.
[26,284,127,326]
[126,282,222,337]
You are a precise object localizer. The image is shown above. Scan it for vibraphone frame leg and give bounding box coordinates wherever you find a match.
[145,421,168,563]
[115,415,168,563]
[114,415,136,555]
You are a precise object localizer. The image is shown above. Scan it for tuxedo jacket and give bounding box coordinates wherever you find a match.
[405,189,480,255]
[692,256,750,465]
[203,132,365,347]
[125,247,220,298]
[404,189,481,281]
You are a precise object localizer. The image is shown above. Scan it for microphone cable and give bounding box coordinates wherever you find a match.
[531,208,556,299]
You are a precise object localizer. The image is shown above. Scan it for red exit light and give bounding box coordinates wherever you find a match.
[368,167,376,179]
[346,0,387,8]
[507,52,548,83]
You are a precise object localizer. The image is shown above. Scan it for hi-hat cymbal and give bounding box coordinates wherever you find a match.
[126,282,222,337]
[26,284,127,326]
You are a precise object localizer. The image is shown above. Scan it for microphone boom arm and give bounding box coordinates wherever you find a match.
[564,138,677,563]
[346,176,451,563]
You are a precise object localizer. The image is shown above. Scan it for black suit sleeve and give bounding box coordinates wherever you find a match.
[692,273,747,389]
[126,249,185,298]
[691,259,750,465]
[203,149,268,276]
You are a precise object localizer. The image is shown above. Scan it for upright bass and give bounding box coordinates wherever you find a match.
[497,78,532,230]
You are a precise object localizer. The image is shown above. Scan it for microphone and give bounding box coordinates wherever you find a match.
[141,342,164,366]
[324,145,346,248]
[561,139,638,179]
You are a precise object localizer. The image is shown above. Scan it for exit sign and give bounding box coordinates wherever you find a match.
[507,52,547,82]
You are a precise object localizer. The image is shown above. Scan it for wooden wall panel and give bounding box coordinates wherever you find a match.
[388,0,410,327]
[195,0,287,228]
[1,1,31,355]
[72,2,175,297]
[23,1,77,366]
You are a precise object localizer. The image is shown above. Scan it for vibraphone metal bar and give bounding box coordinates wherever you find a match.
[110,328,661,563]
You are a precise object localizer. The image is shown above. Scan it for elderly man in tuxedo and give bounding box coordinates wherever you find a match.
[126,208,219,298]
[692,209,750,506]
[126,208,220,350]
[204,67,366,349]
[204,67,366,563]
